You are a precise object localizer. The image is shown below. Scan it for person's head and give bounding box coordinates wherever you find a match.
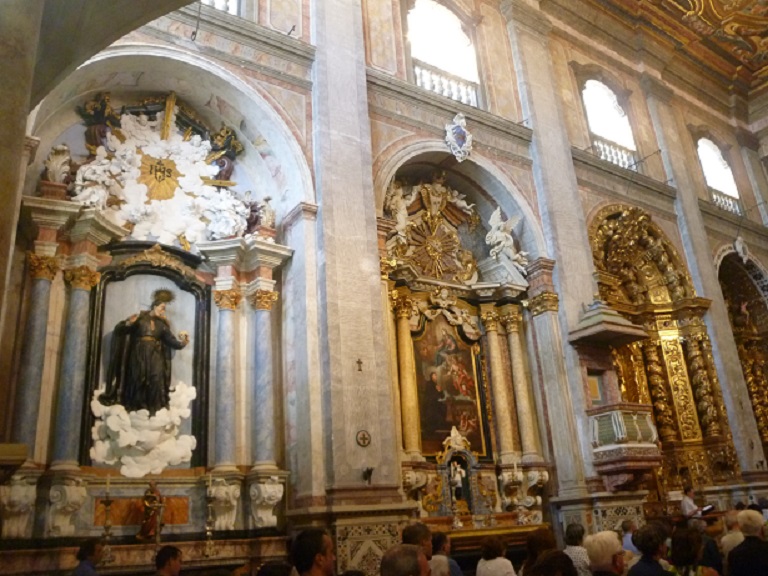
[735,501,746,511]
[564,523,585,547]
[669,528,703,568]
[632,523,668,558]
[76,538,103,564]
[584,531,624,575]
[748,503,763,513]
[380,544,430,576]
[725,510,740,531]
[527,550,577,576]
[155,545,182,576]
[431,532,450,556]
[683,485,694,498]
[480,536,505,561]
[621,519,636,535]
[402,523,433,560]
[291,529,336,576]
[522,528,557,570]
[738,509,765,537]
[430,372,438,383]
[151,289,174,316]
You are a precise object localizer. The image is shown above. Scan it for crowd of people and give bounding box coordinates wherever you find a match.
[70,496,768,576]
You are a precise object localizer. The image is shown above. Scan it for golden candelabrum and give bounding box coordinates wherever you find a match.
[101,489,115,564]
[204,477,216,558]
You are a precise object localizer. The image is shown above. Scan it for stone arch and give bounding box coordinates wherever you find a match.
[568,61,631,107]
[588,204,695,305]
[374,140,546,259]
[27,43,315,219]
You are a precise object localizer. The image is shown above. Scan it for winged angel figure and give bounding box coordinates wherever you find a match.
[485,207,529,275]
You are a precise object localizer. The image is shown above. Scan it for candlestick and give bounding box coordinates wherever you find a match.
[106,474,110,495]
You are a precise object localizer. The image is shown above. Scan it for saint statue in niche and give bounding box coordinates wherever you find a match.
[136,481,163,542]
[99,289,190,415]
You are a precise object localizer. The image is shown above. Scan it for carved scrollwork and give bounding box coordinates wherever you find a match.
[47,478,87,537]
[683,338,721,437]
[249,476,284,528]
[528,292,559,316]
[249,289,279,311]
[120,244,197,279]
[209,478,241,530]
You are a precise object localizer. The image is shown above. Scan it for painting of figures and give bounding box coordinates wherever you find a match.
[413,315,487,456]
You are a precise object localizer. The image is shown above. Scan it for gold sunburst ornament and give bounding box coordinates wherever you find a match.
[139,155,180,201]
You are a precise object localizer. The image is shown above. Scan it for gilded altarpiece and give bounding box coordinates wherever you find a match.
[589,206,739,493]
[383,175,547,526]
[719,253,768,458]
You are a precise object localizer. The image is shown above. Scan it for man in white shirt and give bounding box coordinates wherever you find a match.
[681,486,702,527]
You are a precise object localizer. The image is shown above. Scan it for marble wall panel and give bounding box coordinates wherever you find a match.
[363,0,402,76]
[478,3,521,121]
[93,496,189,526]
[266,0,303,38]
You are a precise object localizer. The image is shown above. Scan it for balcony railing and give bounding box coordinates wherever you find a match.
[591,134,638,172]
[201,0,240,16]
[412,59,479,107]
[589,404,658,448]
[708,186,743,216]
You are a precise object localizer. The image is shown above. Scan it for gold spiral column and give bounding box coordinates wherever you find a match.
[391,290,421,459]
[480,304,518,464]
[500,304,542,463]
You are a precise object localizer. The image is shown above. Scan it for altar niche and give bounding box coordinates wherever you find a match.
[413,314,489,457]
[79,243,211,470]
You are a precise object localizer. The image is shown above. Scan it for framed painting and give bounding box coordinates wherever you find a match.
[413,314,489,457]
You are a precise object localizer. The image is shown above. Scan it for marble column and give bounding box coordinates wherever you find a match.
[642,74,763,469]
[248,286,279,470]
[11,254,59,454]
[500,304,543,463]
[50,267,101,469]
[392,291,421,459]
[213,288,242,471]
[526,259,588,497]
[480,305,518,464]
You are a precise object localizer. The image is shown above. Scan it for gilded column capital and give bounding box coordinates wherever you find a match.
[481,311,500,332]
[249,289,279,310]
[64,266,101,290]
[391,290,415,319]
[500,311,522,332]
[213,288,242,310]
[528,292,559,316]
[27,253,60,281]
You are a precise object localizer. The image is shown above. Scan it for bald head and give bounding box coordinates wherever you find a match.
[381,544,429,576]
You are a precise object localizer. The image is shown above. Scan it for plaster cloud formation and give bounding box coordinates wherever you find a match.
[90,382,197,478]
[72,108,252,248]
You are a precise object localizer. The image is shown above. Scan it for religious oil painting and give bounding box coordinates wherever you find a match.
[413,315,487,456]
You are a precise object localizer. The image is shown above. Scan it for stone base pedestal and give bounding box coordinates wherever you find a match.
[550,490,648,538]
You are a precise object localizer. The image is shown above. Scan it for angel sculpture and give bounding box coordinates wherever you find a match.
[384,180,418,251]
[485,207,529,275]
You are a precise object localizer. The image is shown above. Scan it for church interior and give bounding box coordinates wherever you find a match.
[2,0,768,573]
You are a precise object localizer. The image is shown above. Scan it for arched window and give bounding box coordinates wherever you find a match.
[581,79,638,171]
[201,0,239,15]
[696,137,742,215]
[406,0,480,107]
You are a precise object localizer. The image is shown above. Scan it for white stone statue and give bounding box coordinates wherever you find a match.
[47,477,87,537]
[249,476,284,528]
[485,207,528,275]
[259,196,277,229]
[42,144,72,185]
[384,180,418,250]
[734,235,749,264]
[208,478,240,530]
[0,473,38,539]
[443,426,471,451]
[72,146,115,209]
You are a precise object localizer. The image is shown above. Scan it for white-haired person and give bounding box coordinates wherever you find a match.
[728,509,768,576]
[720,510,744,575]
[584,531,625,576]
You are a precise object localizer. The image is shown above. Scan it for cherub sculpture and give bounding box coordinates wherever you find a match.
[485,207,529,275]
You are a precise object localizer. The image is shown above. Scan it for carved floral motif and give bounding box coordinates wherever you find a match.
[28,253,60,281]
[64,266,101,290]
[249,289,279,311]
[213,289,242,310]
